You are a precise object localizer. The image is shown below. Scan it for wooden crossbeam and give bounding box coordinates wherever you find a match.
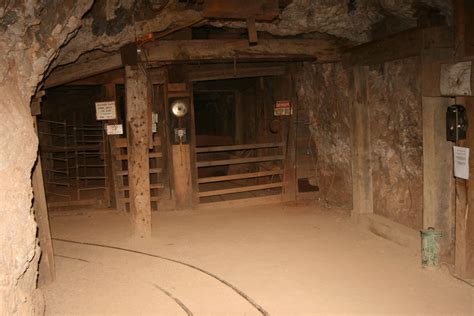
[196,142,284,153]
[343,26,452,66]
[198,182,283,197]
[197,155,284,167]
[198,169,283,184]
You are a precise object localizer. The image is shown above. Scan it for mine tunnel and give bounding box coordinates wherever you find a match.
[1,0,473,315]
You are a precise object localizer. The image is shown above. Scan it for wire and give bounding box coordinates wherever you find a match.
[52,237,269,315]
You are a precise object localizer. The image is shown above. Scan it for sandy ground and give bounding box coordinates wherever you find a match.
[42,203,473,315]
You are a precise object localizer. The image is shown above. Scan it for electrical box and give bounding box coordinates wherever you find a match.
[446,104,468,142]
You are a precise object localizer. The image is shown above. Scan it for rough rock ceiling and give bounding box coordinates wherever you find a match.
[52,0,452,70]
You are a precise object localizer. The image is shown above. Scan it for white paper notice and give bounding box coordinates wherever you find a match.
[453,146,470,180]
[95,101,117,120]
[106,124,123,135]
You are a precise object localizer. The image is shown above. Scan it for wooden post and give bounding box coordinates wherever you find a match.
[125,66,152,237]
[453,0,474,277]
[422,96,455,261]
[350,66,373,215]
[32,117,55,285]
[281,67,297,202]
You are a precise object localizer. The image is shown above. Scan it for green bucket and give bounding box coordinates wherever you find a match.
[420,228,444,268]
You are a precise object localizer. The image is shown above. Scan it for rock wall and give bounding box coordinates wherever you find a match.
[296,63,353,208]
[0,1,94,314]
[367,58,423,230]
[297,58,423,230]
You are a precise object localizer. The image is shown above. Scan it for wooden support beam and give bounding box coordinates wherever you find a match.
[196,155,284,167]
[44,54,122,88]
[187,64,287,82]
[145,39,341,63]
[45,39,341,88]
[203,0,279,21]
[199,182,283,197]
[125,66,152,237]
[198,169,283,184]
[350,66,373,215]
[453,0,474,279]
[344,26,453,66]
[247,17,258,45]
[32,118,55,285]
[196,142,283,153]
[422,96,455,262]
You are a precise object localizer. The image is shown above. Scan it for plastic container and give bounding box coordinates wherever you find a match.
[420,228,443,268]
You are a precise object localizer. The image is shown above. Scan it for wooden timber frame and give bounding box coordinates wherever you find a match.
[347,18,474,280]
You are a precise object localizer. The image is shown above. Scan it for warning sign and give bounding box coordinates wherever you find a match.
[95,101,116,120]
[274,100,292,116]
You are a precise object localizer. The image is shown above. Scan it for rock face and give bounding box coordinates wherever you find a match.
[296,63,353,208]
[367,58,423,230]
[296,58,423,229]
[0,1,93,314]
[212,0,452,43]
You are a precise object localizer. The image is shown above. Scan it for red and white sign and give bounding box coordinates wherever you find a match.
[274,100,292,116]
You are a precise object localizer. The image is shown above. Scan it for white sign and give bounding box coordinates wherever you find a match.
[95,101,117,120]
[440,61,472,96]
[453,146,470,180]
[106,124,123,135]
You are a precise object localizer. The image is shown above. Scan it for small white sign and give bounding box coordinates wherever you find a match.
[453,146,470,180]
[106,124,123,135]
[95,101,117,120]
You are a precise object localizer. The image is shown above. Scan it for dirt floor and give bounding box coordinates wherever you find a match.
[42,203,473,315]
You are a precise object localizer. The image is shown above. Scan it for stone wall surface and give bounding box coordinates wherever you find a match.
[367,58,423,230]
[296,63,353,208]
[297,58,423,230]
[0,1,93,314]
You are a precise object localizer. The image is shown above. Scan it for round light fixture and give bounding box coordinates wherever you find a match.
[171,99,188,118]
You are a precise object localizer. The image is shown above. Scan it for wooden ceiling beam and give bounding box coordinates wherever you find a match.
[144,39,341,63]
[45,38,341,88]
[343,26,453,66]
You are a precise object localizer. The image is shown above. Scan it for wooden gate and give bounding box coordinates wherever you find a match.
[196,142,285,205]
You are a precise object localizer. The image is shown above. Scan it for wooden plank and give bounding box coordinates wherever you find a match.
[144,39,341,63]
[44,54,122,88]
[344,26,452,66]
[46,39,341,88]
[119,183,164,191]
[187,64,287,82]
[198,194,282,209]
[247,17,258,44]
[32,149,55,285]
[114,137,161,148]
[196,142,283,153]
[67,69,124,86]
[125,66,152,237]
[171,144,194,208]
[117,168,162,176]
[281,67,297,202]
[198,182,283,197]
[350,66,373,215]
[197,154,284,167]
[203,0,279,21]
[422,96,455,262]
[198,169,283,184]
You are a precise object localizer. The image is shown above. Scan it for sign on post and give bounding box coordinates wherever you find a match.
[95,101,117,120]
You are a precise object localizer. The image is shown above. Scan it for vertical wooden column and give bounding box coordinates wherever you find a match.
[350,66,373,216]
[32,114,55,285]
[282,67,297,202]
[453,0,474,278]
[168,82,197,209]
[125,66,152,237]
[422,96,455,261]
